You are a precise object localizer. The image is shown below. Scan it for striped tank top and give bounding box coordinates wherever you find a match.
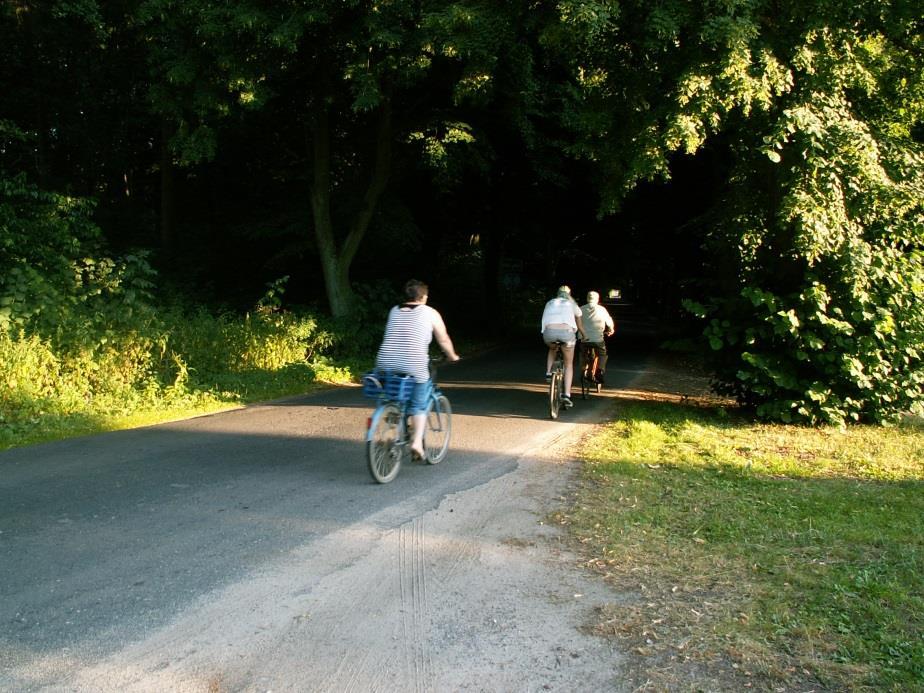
[376,304,435,382]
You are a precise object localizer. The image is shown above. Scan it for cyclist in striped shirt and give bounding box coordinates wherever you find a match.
[376,279,460,460]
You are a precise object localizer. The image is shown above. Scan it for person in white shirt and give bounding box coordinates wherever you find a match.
[580,290,615,384]
[540,285,585,408]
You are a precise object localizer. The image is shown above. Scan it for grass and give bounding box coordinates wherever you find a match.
[0,360,359,451]
[566,398,924,692]
[1,331,494,451]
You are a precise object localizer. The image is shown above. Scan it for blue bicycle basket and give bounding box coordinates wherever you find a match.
[362,372,415,402]
[361,373,383,398]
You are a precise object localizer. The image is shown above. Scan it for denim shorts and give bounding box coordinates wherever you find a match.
[543,327,576,348]
[409,380,432,415]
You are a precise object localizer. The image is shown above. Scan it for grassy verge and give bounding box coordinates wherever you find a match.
[566,393,924,691]
[0,361,358,450]
[1,332,496,451]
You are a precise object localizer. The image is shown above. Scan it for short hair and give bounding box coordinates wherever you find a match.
[586,290,600,304]
[557,285,571,299]
[405,279,429,301]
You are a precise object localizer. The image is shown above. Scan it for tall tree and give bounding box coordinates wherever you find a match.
[135,0,520,317]
[548,0,924,423]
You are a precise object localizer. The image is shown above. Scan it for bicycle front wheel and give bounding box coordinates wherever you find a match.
[424,394,452,464]
[549,371,562,419]
[367,402,404,483]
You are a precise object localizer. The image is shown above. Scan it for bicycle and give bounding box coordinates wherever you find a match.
[547,341,566,419]
[362,360,452,484]
[579,341,604,399]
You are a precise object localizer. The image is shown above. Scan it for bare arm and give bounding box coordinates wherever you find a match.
[432,311,460,361]
[575,313,586,340]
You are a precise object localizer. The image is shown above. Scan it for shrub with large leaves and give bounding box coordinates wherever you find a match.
[0,173,101,330]
[0,170,160,352]
[692,25,924,424]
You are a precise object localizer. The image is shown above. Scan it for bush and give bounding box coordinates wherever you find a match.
[688,261,924,424]
[684,29,924,425]
[155,304,338,386]
[0,174,361,447]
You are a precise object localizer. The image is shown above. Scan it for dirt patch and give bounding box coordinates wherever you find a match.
[614,350,735,409]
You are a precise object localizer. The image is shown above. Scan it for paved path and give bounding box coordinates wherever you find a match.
[1,342,651,691]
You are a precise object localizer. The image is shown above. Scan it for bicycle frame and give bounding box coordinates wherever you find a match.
[548,341,565,419]
[582,343,600,372]
[366,397,408,442]
[364,365,452,483]
[367,379,441,426]
[580,342,603,398]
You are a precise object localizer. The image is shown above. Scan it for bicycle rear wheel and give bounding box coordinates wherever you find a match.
[581,347,597,399]
[580,360,592,400]
[549,370,562,419]
[424,394,452,464]
[367,402,404,483]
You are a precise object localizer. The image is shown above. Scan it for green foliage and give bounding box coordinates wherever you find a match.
[0,172,101,277]
[4,0,921,428]
[0,171,162,364]
[0,323,228,449]
[2,172,109,323]
[135,0,271,164]
[0,293,358,450]
[322,280,394,362]
[690,240,924,424]
[0,175,359,449]
[157,305,336,383]
[551,0,924,423]
[686,23,924,424]
[0,170,164,421]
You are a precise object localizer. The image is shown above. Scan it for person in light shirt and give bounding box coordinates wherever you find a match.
[540,285,585,408]
[580,290,615,384]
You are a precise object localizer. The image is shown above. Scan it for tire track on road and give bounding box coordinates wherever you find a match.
[428,476,507,586]
[398,517,434,693]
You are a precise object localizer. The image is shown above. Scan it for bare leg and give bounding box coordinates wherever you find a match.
[411,412,426,457]
[546,346,556,373]
[562,344,575,397]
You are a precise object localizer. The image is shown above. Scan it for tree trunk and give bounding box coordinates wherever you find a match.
[309,102,392,318]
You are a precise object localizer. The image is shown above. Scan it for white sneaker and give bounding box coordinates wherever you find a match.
[561,395,573,409]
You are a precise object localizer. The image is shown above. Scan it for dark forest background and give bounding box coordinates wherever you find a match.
[1,1,922,427]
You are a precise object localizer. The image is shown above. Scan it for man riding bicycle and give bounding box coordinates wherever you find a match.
[376,279,460,460]
[541,285,586,409]
[579,290,615,385]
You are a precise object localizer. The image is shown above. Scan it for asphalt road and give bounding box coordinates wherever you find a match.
[1,340,650,691]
